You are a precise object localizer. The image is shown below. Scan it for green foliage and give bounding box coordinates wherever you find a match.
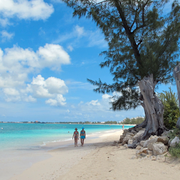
[120,117,144,124]
[168,128,180,158]
[158,88,180,129]
[104,121,117,124]
[84,121,91,124]
[166,128,180,158]
[168,128,180,140]
[169,143,180,158]
[63,0,180,111]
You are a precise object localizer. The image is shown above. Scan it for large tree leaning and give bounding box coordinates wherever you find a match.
[63,0,180,145]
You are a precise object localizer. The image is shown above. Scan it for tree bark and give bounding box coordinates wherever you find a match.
[139,74,166,137]
[173,63,180,128]
[128,74,166,148]
[174,63,180,111]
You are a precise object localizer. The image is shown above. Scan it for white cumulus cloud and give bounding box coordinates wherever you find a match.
[1,75,68,105]
[0,44,70,89]
[102,94,111,100]
[24,95,36,102]
[0,0,54,22]
[28,75,68,98]
[46,94,66,106]
[21,75,68,106]
[0,44,70,106]
[38,44,70,70]
[87,100,101,106]
[3,88,19,96]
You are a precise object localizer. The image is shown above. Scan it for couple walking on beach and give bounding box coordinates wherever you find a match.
[72,127,86,147]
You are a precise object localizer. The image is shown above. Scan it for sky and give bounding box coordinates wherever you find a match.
[0,0,177,122]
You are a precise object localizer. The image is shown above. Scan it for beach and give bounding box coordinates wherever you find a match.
[9,129,180,180]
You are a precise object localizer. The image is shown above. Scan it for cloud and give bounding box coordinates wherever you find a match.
[53,25,85,44]
[87,100,101,106]
[46,94,66,106]
[1,30,14,42]
[53,25,107,49]
[1,75,68,106]
[24,75,68,106]
[75,25,84,37]
[3,87,20,102]
[3,89,36,103]
[0,0,54,26]
[3,88,19,96]
[24,95,36,102]
[0,18,11,27]
[38,44,70,70]
[0,44,70,106]
[39,27,46,36]
[62,93,144,121]
[28,75,68,98]
[0,44,70,90]
[66,80,94,90]
[87,29,107,48]
[102,94,111,100]
[67,45,73,51]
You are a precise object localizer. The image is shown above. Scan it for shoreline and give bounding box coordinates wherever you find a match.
[1,123,132,152]
[7,128,180,180]
[10,129,122,180]
[1,129,122,180]
[0,122,136,126]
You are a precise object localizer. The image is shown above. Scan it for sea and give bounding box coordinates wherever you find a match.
[0,123,134,180]
[0,123,134,151]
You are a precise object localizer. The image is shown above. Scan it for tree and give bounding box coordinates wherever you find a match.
[63,0,180,145]
[158,87,180,129]
[121,117,144,124]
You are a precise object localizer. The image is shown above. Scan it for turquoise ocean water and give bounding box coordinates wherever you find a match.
[0,123,134,151]
[0,123,134,180]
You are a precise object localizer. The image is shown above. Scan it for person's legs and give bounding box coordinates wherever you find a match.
[74,139,76,146]
[81,138,84,146]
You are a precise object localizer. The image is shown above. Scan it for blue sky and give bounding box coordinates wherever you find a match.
[0,0,177,122]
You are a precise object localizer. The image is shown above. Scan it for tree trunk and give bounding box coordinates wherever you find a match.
[128,74,166,148]
[174,64,180,111]
[173,63,180,128]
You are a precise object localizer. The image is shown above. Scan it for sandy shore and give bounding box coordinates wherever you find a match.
[11,130,180,180]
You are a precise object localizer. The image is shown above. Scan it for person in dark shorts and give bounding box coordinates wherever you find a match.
[80,127,86,146]
[72,128,79,147]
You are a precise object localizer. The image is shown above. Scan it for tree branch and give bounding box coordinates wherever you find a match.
[130,8,139,30]
[95,0,109,5]
[113,0,143,69]
[132,0,150,34]
[137,39,143,47]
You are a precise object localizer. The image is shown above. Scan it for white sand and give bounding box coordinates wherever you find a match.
[10,130,180,180]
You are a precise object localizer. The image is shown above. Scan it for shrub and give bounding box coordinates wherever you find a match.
[168,128,180,140]
[169,143,180,158]
[158,88,180,129]
[120,117,144,124]
[168,128,180,158]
